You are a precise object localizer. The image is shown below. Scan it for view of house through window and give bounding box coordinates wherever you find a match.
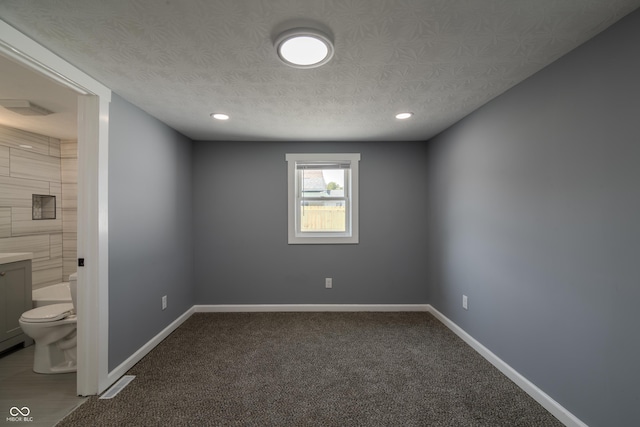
[299,167,347,232]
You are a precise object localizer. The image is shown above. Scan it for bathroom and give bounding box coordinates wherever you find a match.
[0,53,85,424]
[0,132,78,294]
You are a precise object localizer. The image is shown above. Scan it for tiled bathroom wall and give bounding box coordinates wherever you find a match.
[0,124,77,289]
[61,139,77,281]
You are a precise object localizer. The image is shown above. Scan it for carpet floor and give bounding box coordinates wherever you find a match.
[58,312,563,426]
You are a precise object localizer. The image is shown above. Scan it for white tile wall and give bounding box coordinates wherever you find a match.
[0,176,49,208]
[60,140,77,159]
[33,265,64,290]
[0,125,77,288]
[10,148,61,183]
[0,146,9,176]
[0,207,10,238]
[50,233,63,259]
[0,126,49,156]
[61,183,77,210]
[60,140,77,281]
[11,207,62,236]
[49,138,61,158]
[60,158,77,183]
[0,234,50,260]
[50,181,63,223]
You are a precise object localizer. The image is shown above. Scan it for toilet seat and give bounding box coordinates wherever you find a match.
[21,303,74,323]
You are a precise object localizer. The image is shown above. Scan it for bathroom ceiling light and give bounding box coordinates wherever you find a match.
[0,99,53,116]
[395,112,414,120]
[275,28,334,69]
[211,113,230,121]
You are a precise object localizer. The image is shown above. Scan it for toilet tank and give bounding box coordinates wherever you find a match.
[69,272,78,310]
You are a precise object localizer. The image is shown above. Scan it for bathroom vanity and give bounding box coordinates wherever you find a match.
[0,253,33,353]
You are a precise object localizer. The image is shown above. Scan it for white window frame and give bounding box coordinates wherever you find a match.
[286,153,360,244]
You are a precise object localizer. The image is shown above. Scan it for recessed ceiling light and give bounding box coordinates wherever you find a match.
[211,113,229,121]
[275,28,334,69]
[19,144,33,149]
[395,112,414,120]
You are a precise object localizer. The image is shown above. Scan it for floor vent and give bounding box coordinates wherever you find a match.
[99,375,135,399]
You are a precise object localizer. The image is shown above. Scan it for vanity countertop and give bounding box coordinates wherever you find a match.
[0,252,34,264]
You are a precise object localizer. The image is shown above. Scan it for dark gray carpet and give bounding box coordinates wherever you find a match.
[59,312,563,426]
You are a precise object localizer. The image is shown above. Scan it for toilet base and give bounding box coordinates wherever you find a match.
[32,339,77,374]
[35,359,76,374]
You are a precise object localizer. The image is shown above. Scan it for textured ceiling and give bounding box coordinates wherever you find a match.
[1,0,639,141]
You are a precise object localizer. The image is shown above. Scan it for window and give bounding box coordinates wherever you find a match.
[286,153,360,244]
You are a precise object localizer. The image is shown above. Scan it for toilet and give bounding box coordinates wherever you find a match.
[19,273,78,374]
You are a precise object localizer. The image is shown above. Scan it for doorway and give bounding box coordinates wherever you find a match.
[0,21,111,396]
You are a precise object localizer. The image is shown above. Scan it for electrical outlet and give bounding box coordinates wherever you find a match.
[462,295,468,310]
[162,295,167,310]
[325,278,332,288]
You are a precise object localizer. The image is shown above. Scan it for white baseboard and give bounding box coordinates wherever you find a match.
[105,306,195,391]
[426,305,587,427]
[194,304,430,312]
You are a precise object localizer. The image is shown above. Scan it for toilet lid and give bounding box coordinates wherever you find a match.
[21,303,74,323]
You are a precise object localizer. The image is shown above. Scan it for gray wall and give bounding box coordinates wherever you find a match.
[427,9,640,427]
[108,94,194,370]
[193,141,429,305]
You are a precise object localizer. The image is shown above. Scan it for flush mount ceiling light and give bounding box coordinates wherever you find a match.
[275,28,334,69]
[211,113,230,121]
[395,112,414,120]
[0,99,53,116]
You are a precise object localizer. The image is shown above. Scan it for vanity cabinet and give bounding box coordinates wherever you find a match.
[0,259,33,353]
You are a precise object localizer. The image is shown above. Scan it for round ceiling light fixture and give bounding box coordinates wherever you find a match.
[211,113,230,121]
[275,28,334,69]
[395,112,414,120]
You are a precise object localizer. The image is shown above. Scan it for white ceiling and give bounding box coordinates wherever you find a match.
[0,55,78,140]
[1,0,639,142]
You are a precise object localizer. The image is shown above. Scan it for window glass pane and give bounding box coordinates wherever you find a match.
[299,200,346,232]
[299,169,345,197]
